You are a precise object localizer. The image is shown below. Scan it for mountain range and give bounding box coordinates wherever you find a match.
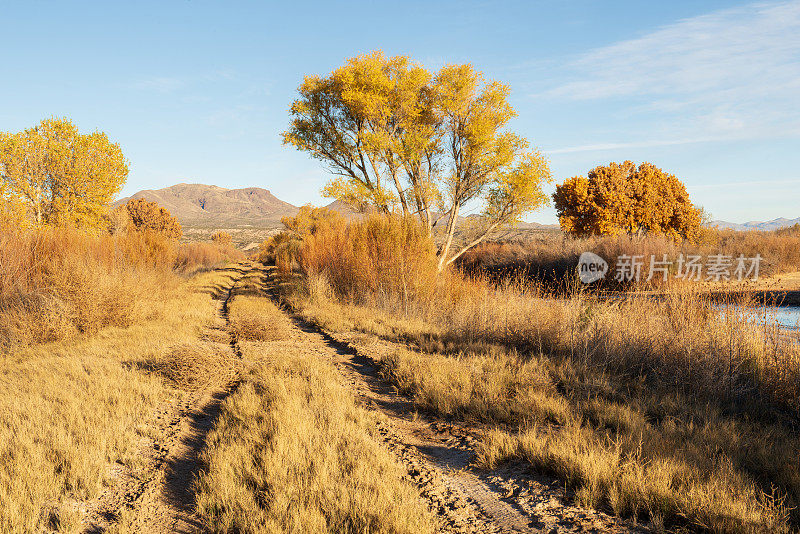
[710,218,800,231]
[117,183,796,233]
[115,183,299,227]
[115,183,558,230]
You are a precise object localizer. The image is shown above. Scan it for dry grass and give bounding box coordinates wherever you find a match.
[376,346,798,532]
[477,424,793,533]
[225,266,293,342]
[176,241,244,273]
[0,266,234,532]
[228,296,292,342]
[0,227,242,350]
[137,341,239,391]
[293,271,800,414]
[274,214,800,533]
[195,290,435,534]
[380,347,569,425]
[459,227,800,286]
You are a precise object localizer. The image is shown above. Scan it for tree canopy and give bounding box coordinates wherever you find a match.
[283,51,551,270]
[211,231,232,246]
[118,198,182,239]
[552,161,701,241]
[0,118,128,228]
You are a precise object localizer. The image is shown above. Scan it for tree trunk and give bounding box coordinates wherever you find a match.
[35,185,42,224]
[436,203,460,272]
[444,221,500,267]
[391,171,409,217]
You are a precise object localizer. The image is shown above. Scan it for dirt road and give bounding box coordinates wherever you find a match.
[81,267,246,533]
[82,263,648,533]
[261,266,648,534]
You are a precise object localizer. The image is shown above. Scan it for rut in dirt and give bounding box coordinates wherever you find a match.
[82,265,248,534]
[152,267,248,532]
[158,271,245,528]
[263,265,650,534]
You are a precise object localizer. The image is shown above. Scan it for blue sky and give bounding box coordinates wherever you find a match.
[1,0,798,224]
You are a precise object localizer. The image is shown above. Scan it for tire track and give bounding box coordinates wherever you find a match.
[81,266,247,533]
[263,265,649,534]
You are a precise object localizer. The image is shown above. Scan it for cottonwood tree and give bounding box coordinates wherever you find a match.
[0,182,28,230]
[118,198,182,239]
[283,51,552,271]
[553,161,701,241]
[0,118,128,228]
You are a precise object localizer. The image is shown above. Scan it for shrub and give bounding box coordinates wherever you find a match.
[553,161,701,241]
[300,214,438,307]
[210,231,232,247]
[458,227,800,287]
[175,241,243,272]
[0,226,243,350]
[258,205,343,274]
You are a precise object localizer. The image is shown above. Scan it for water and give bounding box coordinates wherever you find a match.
[759,306,800,330]
[731,305,800,331]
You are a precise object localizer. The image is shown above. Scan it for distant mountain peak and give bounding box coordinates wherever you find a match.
[115,184,298,227]
[710,217,800,231]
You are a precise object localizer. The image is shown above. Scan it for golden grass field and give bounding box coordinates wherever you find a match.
[0,226,243,531]
[269,213,800,533]
[0,268,228,531]
[2,216,800,533]
[195,282,435,532]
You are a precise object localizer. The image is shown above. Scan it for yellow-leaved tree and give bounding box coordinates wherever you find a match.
[0,118,128,229]
[553,161,702,241]
[283,51,552,271]
[0,181,28,230]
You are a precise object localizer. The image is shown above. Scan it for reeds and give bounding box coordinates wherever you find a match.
[280,214,800,533]
[0,227,243,350]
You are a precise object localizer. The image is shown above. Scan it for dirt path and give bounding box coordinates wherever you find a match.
[81,267,246,533]
[82,263,649,533]
[262,268,650,534]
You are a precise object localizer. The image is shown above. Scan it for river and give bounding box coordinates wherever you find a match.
[736,305,800,331]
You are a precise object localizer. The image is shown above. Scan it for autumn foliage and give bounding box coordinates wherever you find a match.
[553,161,702,241]
[0,118,128,229]
[299,214,438,305]
[283,51,552,270]
[258,205,342,273]
[211,231,232,246]
[118,198,182,239]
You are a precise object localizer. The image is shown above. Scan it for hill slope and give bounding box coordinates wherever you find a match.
[711,217,800,231]
[115,184,299,227]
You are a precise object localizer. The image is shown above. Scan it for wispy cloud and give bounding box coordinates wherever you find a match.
[545,136,732,154]
[688,177,800,190]
[543,1,800,142]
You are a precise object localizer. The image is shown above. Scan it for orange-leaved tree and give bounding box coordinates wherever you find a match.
[553,161,701,241]
[283,51,552,271]
[0,118,128,228]
[119,198,182,239]
[211,231,232,246]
